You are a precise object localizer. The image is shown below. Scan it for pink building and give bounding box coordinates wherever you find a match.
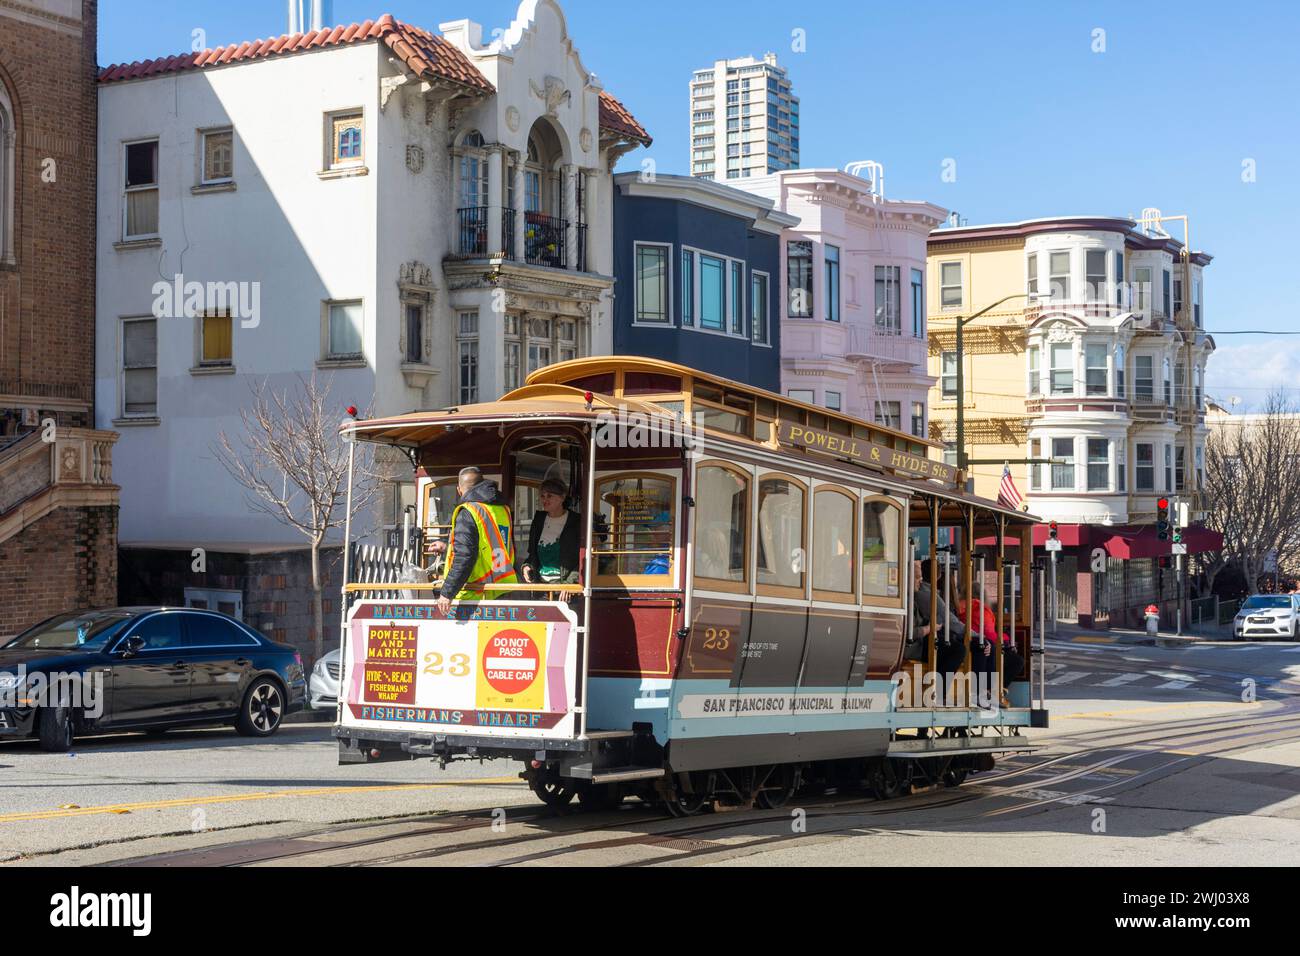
[742,168,945,440]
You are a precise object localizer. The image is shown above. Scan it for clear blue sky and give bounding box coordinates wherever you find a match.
[99,0,1300,406]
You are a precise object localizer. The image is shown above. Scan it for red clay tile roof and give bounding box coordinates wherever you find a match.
[598,91,652,146]
[98,13,650,146]
[98,15,493,93]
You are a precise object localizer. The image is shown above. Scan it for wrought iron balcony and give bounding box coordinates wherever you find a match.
[524,212,567,269]
[457,206,489,257]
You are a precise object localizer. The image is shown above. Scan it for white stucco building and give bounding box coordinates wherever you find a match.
[740,167,947,437]
[94,1,650,638]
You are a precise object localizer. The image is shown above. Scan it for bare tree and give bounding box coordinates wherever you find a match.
[1203,391,1300,595]
[214,374,377,661]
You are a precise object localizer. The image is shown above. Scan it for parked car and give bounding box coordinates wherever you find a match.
[1233,594,1300,640]
[309,647,341,711]
[0,608,306,751]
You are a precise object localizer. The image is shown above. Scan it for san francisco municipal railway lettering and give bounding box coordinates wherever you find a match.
[682,692,887,718]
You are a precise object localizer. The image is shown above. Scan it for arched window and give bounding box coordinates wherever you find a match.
[0,80,15,266]
[861,497,902,603]
[694,463,749,589]
[458,130,487,210]
[812,487,855,599]
[756,474,806,597]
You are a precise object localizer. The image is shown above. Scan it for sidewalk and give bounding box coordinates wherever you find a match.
[1048,619,1232,647]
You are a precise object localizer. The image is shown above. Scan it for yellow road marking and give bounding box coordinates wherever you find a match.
[0,776,523,824]
[1072,636,1118,644]
[1057,701,1260,720]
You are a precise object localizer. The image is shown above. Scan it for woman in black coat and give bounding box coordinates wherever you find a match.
[519,479,584,585]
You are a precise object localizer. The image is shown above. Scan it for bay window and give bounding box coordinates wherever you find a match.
[1052,437,1075,490]
[874,265,901,333]
[1087,438,1110,491]
[824,244,841,322]
[1086,250,1107,301]
[1050,342,1073,395]
[1136,443,1155,491]
[634,243,670,324]
[787,240,813,317]
[1049,251,1070,300]
[1085,343,1108,396]
[1028,346,1041,396]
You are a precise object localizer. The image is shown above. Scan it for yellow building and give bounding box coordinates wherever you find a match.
[925,215,1218,629]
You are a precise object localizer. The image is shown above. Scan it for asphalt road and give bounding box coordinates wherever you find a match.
[5,637,1299,866]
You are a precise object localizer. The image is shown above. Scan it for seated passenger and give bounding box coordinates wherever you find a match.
[520,479,583,585]
[955,582,1023,700]
[912,560,967,675]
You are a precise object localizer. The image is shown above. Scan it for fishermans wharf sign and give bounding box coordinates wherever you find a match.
[777,421,958,485]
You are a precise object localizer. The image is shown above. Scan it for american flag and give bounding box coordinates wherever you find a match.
[998,463,1024,510]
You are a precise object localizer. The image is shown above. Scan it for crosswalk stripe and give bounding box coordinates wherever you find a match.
[1233,645,1263,651]
[1097,673,1145,687]
[1154,680,1194,690]
[1047,671,1090,686]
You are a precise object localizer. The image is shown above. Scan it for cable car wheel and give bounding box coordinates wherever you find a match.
[754,764,801,810]
[940,727,969,788]
[529,776,578,810]
[867,759,912,801]
[663,771,715,818]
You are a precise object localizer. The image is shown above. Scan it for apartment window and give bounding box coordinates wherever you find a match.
[698,253,726,330]
[1085,343,1108,396]
[730,260,746,335]
[0,86,12,264]
[634,243,670,324]
[329,111,363,168]
[459,150,488,209]
[1194,279,1202,327]
[874,401,901,430]
[200,312,232,367]
[824,244,841,322]
[1029,438,1042,491]
[788,388,815,404]
[787,240,813,317]
[1134,354,1154,401]
[1174,362,1186,406]
[911,268,925,337]
[1027,252,1039,295]
[940,261,962,309]
[325,300,363,360]
[1195,445,1205,490]
[1117,444,1126,492]
[941,351,958,399]
[1175,446,1186,492]
[122,318,157,417]
[1087,438,1110,491]
[123,140,159,240]
[1115,345,1126,398]
[826,391,843,412]
[1028,346,1041,397]
[943,443,958,467]
[1162,270,1171,318]
[1049,251,1070,300]
[1163,358,1172,405]
[681,249,695,327]
[404,303,425,365]
[874,265,900,333]
[751,271,770,344]
[201,128,233,185]
[1085,250,1107,301]
[911,401,925,438]
[1135,443,1155,491]
[504,340,521,391]
[1164,444,1173,491]
[1173,278,1184,322]
[1050,342,1073,395]
[1114,251,1125,307]
[1133,266,1152,311]
[1194,365,1203,408]
[458,311,479,404]
[1052,437,1075,491]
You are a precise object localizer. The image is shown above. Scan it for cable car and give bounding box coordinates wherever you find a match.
[335,357,1048,814]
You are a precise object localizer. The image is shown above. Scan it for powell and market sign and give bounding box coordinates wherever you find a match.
[778,422,958,485]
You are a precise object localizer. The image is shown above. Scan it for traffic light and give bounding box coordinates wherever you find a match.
[1171,497,1184,544]
[1157,498,1170,541]
[1048,521,1059,540]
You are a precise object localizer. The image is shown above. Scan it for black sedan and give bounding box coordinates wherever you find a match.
[0,608,307,751]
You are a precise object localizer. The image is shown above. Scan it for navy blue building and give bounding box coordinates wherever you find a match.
[612,173,794,392]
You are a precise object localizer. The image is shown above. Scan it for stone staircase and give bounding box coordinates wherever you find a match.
[0,428,119,547]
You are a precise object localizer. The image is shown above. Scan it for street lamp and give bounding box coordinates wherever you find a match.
[954,292,1051,475]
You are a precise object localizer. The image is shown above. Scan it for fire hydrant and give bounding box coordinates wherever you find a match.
[1144,604,1160,637]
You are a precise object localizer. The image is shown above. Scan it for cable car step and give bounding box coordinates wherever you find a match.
[582,730,637,741]
[589,766,667,784]
[887,735,1042,758]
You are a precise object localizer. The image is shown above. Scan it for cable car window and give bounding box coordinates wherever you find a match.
[694,464,749,586]
[624,372,681,395]
[595,473,675,583]
[757,475,806,594]
[813,488,855,596]
[564,373,615,395]
[693,404,748,436]
[423,480,460,556]
[862,498,901,600]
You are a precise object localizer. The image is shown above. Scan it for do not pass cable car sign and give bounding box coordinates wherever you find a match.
[341,602,579,739]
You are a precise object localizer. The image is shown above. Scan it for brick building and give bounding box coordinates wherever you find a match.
[0,0,118,639]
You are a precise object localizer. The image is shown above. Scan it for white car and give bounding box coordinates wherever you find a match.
[1233,594,1300,640]
[309,647,341,710]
